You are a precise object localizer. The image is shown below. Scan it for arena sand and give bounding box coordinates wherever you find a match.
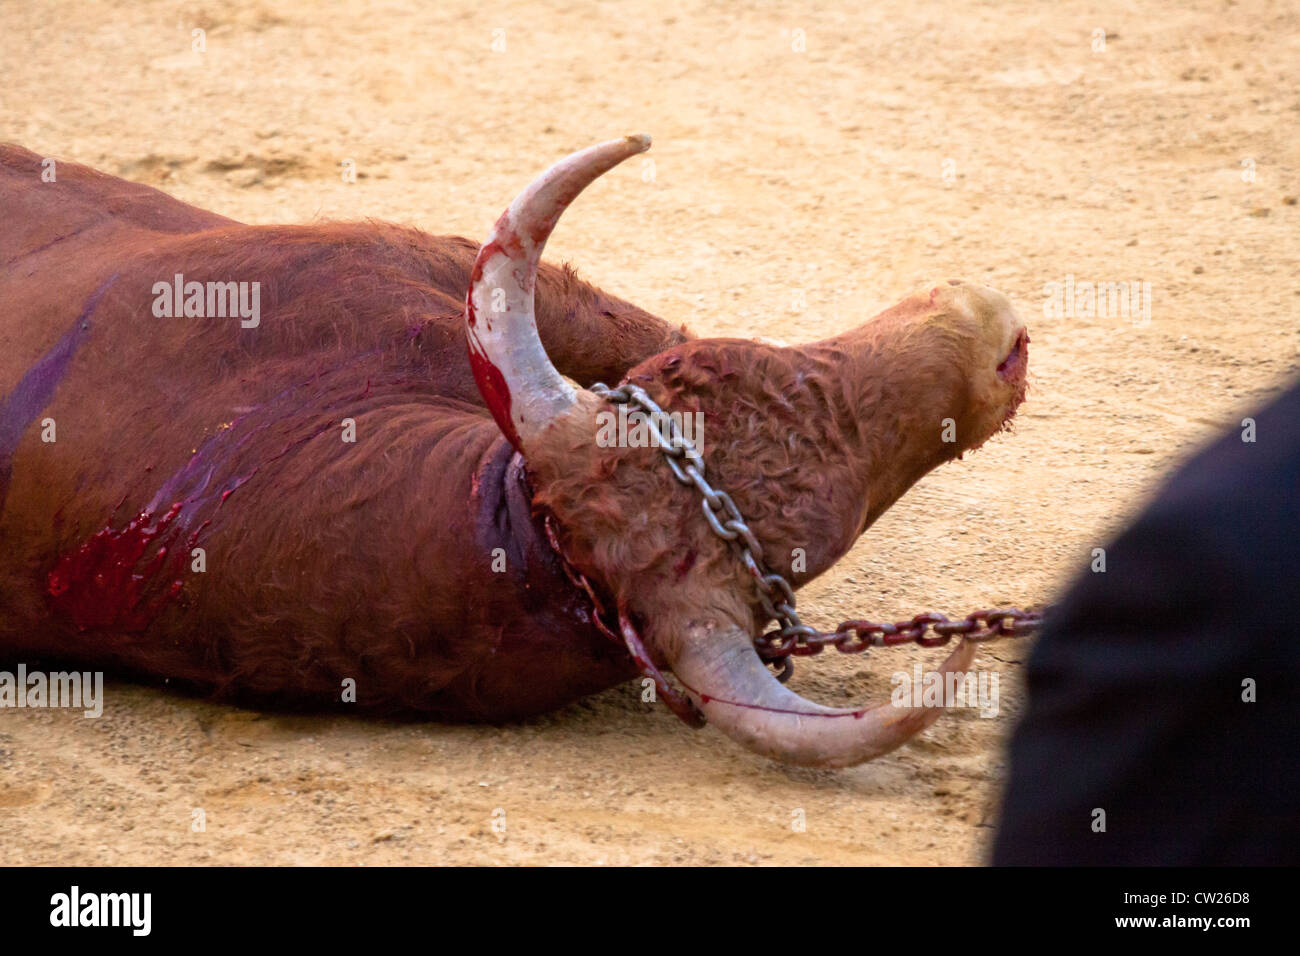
[0,0,1296,864]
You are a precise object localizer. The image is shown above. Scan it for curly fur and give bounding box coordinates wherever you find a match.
[531,284,1027,660]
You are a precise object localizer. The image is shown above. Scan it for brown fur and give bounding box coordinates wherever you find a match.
[0,144,1023,723]
[0,144,685,718]
[530,285,1027,662]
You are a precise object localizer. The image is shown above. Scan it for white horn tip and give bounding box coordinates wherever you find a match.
[625,133,652,152]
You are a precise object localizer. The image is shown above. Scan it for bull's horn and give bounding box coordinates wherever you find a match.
[465,134,651,451]
[665,622,977,768]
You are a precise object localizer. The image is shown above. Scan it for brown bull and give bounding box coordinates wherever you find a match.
[0,136,1028,767]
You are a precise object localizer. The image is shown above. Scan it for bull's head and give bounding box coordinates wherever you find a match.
[465,136,1029,767]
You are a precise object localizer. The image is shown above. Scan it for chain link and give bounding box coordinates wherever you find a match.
[591,382,819,638]
[588,382,1048,682]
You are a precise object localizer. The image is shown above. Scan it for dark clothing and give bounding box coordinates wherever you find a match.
[994,381,1300,865]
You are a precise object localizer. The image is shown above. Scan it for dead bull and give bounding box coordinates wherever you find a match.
[0,137,1029,767]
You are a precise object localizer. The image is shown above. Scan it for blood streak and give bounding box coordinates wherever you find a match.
[46,502,194,632]
[673,549,697,580]
[466,334,519,451]
[44,356,388,633]
[464,224,528,450]
[618,612,705,728]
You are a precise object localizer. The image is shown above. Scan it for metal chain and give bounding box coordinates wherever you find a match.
[753,607,1046,663]
[591,382,815,635]
[589,382,1047,681]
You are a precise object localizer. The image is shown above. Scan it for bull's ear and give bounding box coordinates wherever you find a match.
[464,135,652,453]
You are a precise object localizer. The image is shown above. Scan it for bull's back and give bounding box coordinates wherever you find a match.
[0,144,234,259]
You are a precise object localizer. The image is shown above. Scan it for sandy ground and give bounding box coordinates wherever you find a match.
[1,0,1297,865]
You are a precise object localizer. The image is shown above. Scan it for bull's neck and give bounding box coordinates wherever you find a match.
[800,337,963,540]
[471,438,544,566]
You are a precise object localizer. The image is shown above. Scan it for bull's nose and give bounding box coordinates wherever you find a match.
[997,327,1029,381]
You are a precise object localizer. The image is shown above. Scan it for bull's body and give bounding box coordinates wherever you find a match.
[1,138,1030,767]
[0,145,685,719]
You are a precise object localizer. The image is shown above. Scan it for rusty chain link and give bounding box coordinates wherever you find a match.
[589,381,1049,682]
[752,608,1047,680]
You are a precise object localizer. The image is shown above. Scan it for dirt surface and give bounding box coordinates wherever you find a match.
[1,0,1297,865]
